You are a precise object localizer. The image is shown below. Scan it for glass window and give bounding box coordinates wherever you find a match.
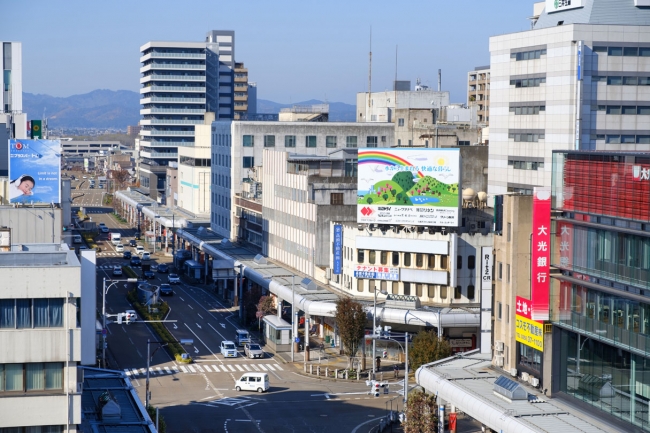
[607,76,622,85]
[637,135,650,144]
[357,279,364,292]
[440,286,447,299]
[403,253,411,267]
[592,75,606,82]
[624,47,639,56]
[305,136,317,148]
[380,251,388,265]
[622,106,637,115]
[457,255,462,269]
[606,106,622,115]
[640,47,650,57]
[33,299,49,327]
[357,249,365,263]
[622,135,636,144]
[428,285,436,298]
[440,255,448,269]
[403,282,410,296]
[467,285,475,300]
[285,135,296,148]
[623,76,638,86]
[263,135,275,147]
[638,106,650,115]
[640,77,650,86]
[26,362,44,391]
[0,299,15,328]
[368,250,376,264]
[366,136,378,147]
[416,284,423,297]
[16,299,31,328]
[326,136,337,148]
[243,156,254,168]
[5,364,23,391]
[468,255,475,269]
[608,47,623,56]
[606,135,621,144]
[416,254,423,268]
[243,135,254,147]
[346,136,357,148]
[398,118,404,126]
[593,46,607,52]
[392,252,400,266]
[454,286,462,299]
[428,254,436,268]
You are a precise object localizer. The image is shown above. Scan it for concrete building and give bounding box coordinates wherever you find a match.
[247,82,257,115]
[0,242,96,433]
[210,120,394,240]
[488,0,650,195]
[393,107,483,148]
[467,65,490,125]
[356,87,449,123]
[138,30,235,201]
[177,116,212,217]
[0,41,26,177]
[233,62,248,120]
[278,104,329,122]
[262,149,358,277]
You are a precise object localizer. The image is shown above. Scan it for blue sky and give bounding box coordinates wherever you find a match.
[1,0,534,104]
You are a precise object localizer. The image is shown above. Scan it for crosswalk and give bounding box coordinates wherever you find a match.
[97,253,122,257]
[124,362,284,378]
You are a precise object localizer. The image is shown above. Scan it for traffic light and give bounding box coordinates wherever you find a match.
[125,313,131,325]
[373,381,381,397]
[117,313,123,325]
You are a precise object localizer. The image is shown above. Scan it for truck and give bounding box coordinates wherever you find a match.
[235,329,251,347]
[108,232,121,245]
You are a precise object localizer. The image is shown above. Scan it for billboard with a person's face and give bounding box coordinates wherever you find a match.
[8,139,61,204]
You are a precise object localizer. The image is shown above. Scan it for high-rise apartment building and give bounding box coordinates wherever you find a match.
[487,0,650,196]
[138,30,235,202]
[467,65,490,125]
[2,41,21,114]
[233,62,248,120]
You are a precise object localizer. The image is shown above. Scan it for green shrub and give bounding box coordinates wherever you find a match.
[146,405,167,433]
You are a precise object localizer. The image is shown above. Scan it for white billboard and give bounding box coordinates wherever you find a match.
[546,0,583,13]
[357,148,461,226]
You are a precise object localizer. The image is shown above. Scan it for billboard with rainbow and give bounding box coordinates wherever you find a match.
[357,148,461,226]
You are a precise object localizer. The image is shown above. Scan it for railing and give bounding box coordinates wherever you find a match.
[141,86,206,92]
[142,75,204,81]
[143,63,206,70]
[141,119,204,125]
[140,141,195,147]
[140,130,195,136]
[145,97,206,103]
[142,151,179,158]
[140,108,205,114]
[146,52,205,59]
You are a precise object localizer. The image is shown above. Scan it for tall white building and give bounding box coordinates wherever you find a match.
[488,0,650,195]
[1,41,26,177]
[138,30,235,202]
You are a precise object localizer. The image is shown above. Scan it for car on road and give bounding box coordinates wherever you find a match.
[82,176,87,179]
[112,266,123,276]
[235,373,269,393]
[100,226,109,233]
[136,245,145,255]
[99,222,106,228]
[115,244,124,252]
[220,341,238,358]
[141,252,151,261]
[123,251,132,259]
[73,235,82,244]
[168,273,180,284]
[157,263,169,273]
[143,269,155,279]
[129,239,137,247]
[124,310,137,322]
[244,343,264,359]
[130,256,141,267]
[159,284,173,296]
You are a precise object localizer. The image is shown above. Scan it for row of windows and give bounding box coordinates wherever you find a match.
[213,134,232,147]
[509,105,545,115]
[594,105,650,115]
[355,278,475,300]
[508,160,545,171]
[592,76,650,86]
[593,46,650,57]
[592,134,650,144]
[354,249,450,269]
[510,49,547,61]
[0,299,64,329]
[212,172,231,189]
[508,132,545,142]
[0,363,63,392]
[0,426,63,433]
[212,153,230,168]
[510,77,546,88]
[243,135,379,148]
[179,156,210,167]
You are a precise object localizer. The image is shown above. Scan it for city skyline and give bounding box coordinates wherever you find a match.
[1,0,533,104]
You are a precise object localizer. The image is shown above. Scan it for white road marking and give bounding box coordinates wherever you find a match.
[198,313,203,319]
[258,364,268,371]
[196,365,204,373]
[203,365,212,372]
[252,364,260,371]
[220,365,229,372]
[131,368,139,376]
[179,366,188,373]
[188,305,193,310]
[188,365,197,373]
[172,366,180,373]
[227,365,236,372]
[235,365,244,371]
[273,364,283,371]
[212,365,220,372]
[179,297,185,301]
[156,367,163,374]
[266,364,276,371]
[164,367,172,374]
[243,364,251,371]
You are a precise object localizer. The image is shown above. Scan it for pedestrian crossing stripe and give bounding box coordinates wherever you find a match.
[123,363,283,378]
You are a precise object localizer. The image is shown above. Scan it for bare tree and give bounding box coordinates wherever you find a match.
[109,169,131,191]
[334,297,367,369]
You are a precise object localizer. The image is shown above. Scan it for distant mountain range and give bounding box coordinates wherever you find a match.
[22,90,356,128]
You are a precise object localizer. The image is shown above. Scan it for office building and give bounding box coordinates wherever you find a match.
[138,30,235,202]
[467,65,490,125]
[177,114,213,217]
[356,86,449,123]
[247,82,257,116]
[233,62,248,120]
[1,41,26,177]
[211,120,394,240]
[487,0,650,195]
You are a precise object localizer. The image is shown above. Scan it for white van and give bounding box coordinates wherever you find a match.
[235,372,269,393]
[73,235,82,244]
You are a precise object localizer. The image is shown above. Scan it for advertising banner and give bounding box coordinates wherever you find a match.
[333,224,343,275]
[31,120,42,139]
[8,139,61,204]
[357,148,460,227]
[353,265,399,281]
[531,187,551,321]
[515,295,544,351]
[546,0,583,13]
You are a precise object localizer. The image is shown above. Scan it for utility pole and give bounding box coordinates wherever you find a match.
[238,263,244,321]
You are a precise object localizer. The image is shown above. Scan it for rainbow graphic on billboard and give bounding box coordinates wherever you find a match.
[357,148,461,227]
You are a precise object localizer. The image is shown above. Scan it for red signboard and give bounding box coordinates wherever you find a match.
[531,187,551,321]
[515,296,532,320]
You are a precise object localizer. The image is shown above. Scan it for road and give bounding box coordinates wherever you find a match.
[92,205,404,432]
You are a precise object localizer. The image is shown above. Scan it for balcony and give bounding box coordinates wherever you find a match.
[140,74,205,84]
[140,119,204,126]
[140,130,195,136]
[141,85,206,94]
[140,150,178,159]
[140,108,205,115]
[140,140,195,147]
[140,52,206,62]
[140,63,206,73]
[234,85,248,92]
[234,75,248,83]
[234,95,247,102]
[234,104,248,111]
[140,97,206,104]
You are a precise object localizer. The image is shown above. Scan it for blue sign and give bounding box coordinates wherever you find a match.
[9,139,61,204]
[333,224,343,274]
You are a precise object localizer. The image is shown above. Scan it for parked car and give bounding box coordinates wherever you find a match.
[244,343,264,359]
[130,256,141,267]
[123,251,132,259]
[157,263,169,273]
[143,269,155,279]
[220,341,238,358]
[115,244,124,252]
[159,284,173,296]
[112,266,123,276]
[129,239,137,247]
[168,273,180,284]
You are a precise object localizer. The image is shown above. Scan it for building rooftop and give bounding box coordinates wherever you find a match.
[0,244,78,267]
[534,0,650,29]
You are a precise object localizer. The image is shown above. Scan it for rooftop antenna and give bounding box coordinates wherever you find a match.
[368,26,372,109]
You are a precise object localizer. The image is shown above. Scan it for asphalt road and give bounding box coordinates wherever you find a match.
[91,206,404,433]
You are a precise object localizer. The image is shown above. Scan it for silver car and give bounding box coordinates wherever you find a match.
[244,343,264,359]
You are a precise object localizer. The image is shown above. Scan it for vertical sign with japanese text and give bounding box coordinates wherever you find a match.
[333,224,343,275]
[531,187,551,321]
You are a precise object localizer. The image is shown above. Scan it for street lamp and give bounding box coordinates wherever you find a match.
[146,338,193,408]
[102,277,138,368]
[372,287,388,379]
